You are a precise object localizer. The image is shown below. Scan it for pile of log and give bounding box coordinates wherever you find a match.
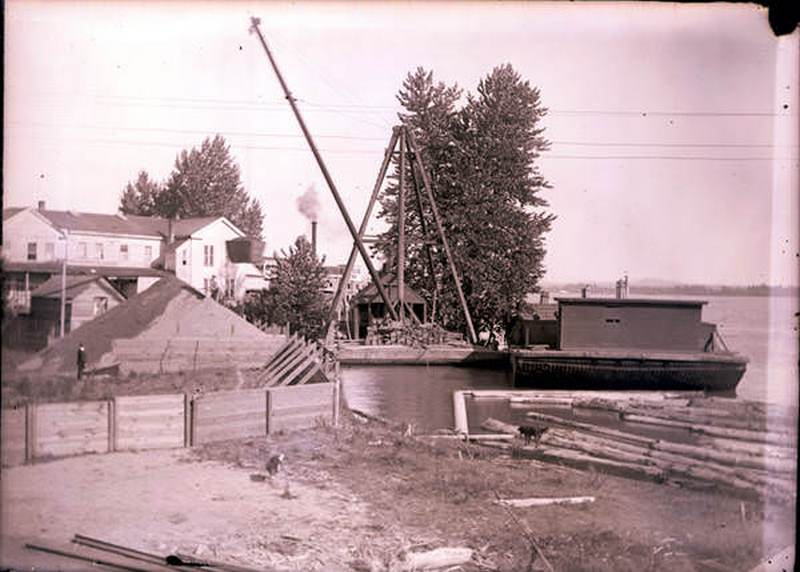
[480,394,797,502]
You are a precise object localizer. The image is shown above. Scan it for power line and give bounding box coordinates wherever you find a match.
[10,121,785,148]
[22,91,789,118]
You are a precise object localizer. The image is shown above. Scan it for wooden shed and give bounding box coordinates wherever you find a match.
[506,303,559,348]
[349,272,427,340]
[556,297,715,352]
[31,275,125,331]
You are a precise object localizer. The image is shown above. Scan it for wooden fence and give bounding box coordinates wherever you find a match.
[2,383,336,467]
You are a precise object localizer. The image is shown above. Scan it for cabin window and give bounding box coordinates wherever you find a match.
[93,296,108,316]
[204,245,214,267]
[144,245,153,260]
[45,242,55,260]
[96,243,105,260]
[27,242,37,261]
[120,244,129,261]
[79,242,88,258]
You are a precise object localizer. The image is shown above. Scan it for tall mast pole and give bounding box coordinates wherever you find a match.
[249,17,398,321]
[326,128,400,337]
[397,130,406,324]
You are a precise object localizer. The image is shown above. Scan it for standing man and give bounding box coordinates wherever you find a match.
[77,342,86,380]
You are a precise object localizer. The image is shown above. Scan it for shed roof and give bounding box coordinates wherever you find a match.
[352,273,425,305]
[31,275,125,301]
[556,297,706,308]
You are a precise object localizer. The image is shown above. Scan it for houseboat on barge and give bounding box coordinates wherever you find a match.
[509,296,747,391]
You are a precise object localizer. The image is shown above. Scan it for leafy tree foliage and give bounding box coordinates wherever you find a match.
[120,171,161,217]
[118,135,264,238]
[260,236,329,340]
[377,65,554,341]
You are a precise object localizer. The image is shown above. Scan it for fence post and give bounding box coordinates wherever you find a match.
[24,403,35,462]
[108,399,117,453]
[333,360,341,427]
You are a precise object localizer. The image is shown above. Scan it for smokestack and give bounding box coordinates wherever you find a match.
[38,200,46,210]
[311,220,317,257]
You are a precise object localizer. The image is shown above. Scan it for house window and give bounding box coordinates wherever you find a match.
[79,242,88,258]
[93,296,109,316]
[120,244,129,261]
[96,243,104,260]
[204,245,214,267]
[144,245,153,260]
[45,242,55,260]
[27,242,37,261]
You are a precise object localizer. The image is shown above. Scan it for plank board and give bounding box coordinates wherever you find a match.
[268,383,334,433]
[192,389,267,445]
[1,407,27,466]
[34,401,109,458]
[114,394,185,451]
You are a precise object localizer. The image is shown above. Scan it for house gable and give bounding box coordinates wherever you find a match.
[3,208,65,263]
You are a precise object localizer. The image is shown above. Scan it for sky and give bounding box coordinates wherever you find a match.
[4,1,798,286]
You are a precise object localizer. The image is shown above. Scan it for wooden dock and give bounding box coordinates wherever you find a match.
[339,344,508,366]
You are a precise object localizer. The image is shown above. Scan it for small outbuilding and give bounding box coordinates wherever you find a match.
[349,272,427,340]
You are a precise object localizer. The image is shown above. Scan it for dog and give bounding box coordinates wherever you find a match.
[266,453,285,476]
[518,425,549,447]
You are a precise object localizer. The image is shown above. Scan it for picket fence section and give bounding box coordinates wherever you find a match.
[1,382,335,467]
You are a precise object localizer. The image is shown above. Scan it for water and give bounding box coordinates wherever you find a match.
[342,294,799,430]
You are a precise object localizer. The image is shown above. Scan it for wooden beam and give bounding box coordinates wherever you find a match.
[405,127,477,344]
[397,129,406,325]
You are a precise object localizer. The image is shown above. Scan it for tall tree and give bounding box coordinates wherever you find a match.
[118,135,265,238]
[266,236,329,339]
[378,65,554,341]
[119,171,161,216]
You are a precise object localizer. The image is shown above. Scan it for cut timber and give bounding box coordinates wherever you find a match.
[526,411,655,446]
[495,496,595,508]
[623,414,795,446]
[524,447,665,482]
[481,418,520,435]
[401,547,473,571]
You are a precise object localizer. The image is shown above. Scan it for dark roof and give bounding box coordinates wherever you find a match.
[5,207,237,239]
[556,297,707,308]
[31,275,124,300]
[3,207,25,221]
[518,303,558,321]
[3,261,167,278]
[352,273,425,305]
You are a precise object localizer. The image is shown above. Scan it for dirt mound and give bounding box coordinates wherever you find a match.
[18,278,201,375]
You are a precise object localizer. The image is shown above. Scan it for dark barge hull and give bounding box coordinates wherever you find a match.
[512,350,747,392]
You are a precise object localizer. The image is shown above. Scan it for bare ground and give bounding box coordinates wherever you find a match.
[1,414,794,572]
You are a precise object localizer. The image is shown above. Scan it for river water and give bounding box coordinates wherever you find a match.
[341,294,798,430]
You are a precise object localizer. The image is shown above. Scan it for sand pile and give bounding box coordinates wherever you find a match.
[18,277,284,376]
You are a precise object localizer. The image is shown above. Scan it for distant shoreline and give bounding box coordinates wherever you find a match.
[541,284,799,298]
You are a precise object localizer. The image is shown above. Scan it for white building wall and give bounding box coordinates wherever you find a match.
[65,232,162,268]
[3,210,64,262]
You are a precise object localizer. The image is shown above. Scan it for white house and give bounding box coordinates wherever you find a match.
[3,203,267,314]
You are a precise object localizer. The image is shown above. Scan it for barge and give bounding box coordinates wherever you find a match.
[510,297,747,392]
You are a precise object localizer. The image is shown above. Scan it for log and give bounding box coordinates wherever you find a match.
[623,414,795,446]
[401,547,473,571]
[481,418,519,435]
[526,411,656,446]
[654,439,797,474]
[699,436,796,460]
[495,496,595,508]
[523,446,665,482]
[453,391,469,435]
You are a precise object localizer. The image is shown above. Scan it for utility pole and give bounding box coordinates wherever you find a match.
[59,230,68,337]
[249,16,398,322]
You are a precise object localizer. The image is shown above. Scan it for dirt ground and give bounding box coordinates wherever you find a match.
[1,414,794,572]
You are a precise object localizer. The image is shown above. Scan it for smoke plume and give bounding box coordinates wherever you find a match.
[296,184,320,221]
